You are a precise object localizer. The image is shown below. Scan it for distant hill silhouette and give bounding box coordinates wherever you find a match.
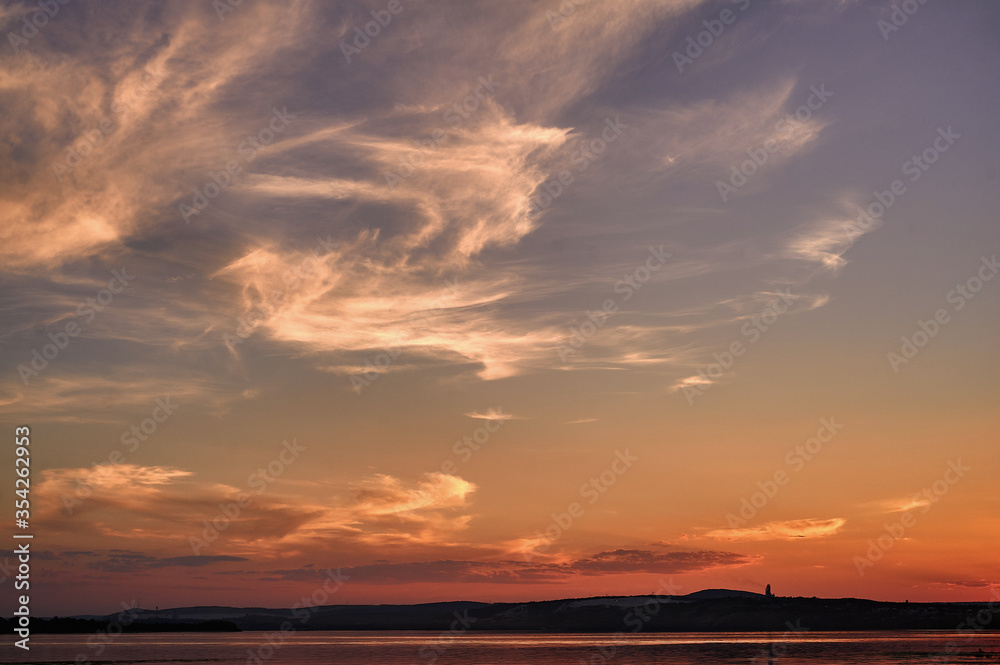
[7,590,996,633]
[0,616,240,633]
[683,589,765,600]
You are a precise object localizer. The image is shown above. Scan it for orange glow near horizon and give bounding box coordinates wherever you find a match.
[2,0,999,618]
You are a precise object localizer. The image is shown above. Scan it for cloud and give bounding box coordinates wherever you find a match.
[337,472,479,547]
[935,580,1000,591]
[861,496,932,514]
[0,0,875,407]
[1,370,231,423]
[785,215,872,272]
[267,547,755,585]
[631,77,830,180]
[568,548,760,575]
[34,463,480,556]
[0,1,317,272]
[0,549,58,560]
[41,464,192,491]
[276,559,566,585]
[673,374,714,391]
[214,106,572,380]
[351,472,475,516]
[667,287,831,393]
[87,552,248,573]
[0,0,726,391]
[32,462,750,583]
[705,518,846,541]
[465,408,516,421]
[34,463,325,551]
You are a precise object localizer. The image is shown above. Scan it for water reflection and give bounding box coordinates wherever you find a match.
[5,630,1000,665]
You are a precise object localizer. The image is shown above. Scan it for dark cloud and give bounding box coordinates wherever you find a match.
[0,549,58,560]
[267,548,754,585]
[88,552,248,572]
[571,548,758,575]
[940,580,999,589]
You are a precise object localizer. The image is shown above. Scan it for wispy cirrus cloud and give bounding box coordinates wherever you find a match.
[635,78,830,178]
[784,204,883,273]
[339,472,478,546]
[705,518,846,541]
[465,408,516,421]
[0,1,317,272]
[934,580,1000,590]
[0,0,874,407]
[860,496,932,514]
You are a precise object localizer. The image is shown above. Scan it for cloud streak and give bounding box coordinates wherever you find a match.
[268,547,756,585]
[705,518,846,541]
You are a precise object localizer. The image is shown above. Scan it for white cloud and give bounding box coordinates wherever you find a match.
[465,408,516,421]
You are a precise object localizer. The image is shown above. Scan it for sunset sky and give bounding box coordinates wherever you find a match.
[1,0,998,617]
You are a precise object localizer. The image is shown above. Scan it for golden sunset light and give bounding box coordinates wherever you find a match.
[1,2,999,662]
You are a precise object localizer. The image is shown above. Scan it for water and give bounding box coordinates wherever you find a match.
[5,630,1000,664]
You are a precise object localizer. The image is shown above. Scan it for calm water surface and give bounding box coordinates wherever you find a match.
[5,630,1000,664]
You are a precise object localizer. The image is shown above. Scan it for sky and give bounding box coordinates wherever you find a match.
[0,0,998,617]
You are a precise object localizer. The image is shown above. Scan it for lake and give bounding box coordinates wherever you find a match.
[5,630,999,664]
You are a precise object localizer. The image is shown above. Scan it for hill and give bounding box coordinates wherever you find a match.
[11,590,993,633]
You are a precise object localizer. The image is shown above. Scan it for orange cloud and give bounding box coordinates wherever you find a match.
[34,463,480,556]
[705,518,846,541]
